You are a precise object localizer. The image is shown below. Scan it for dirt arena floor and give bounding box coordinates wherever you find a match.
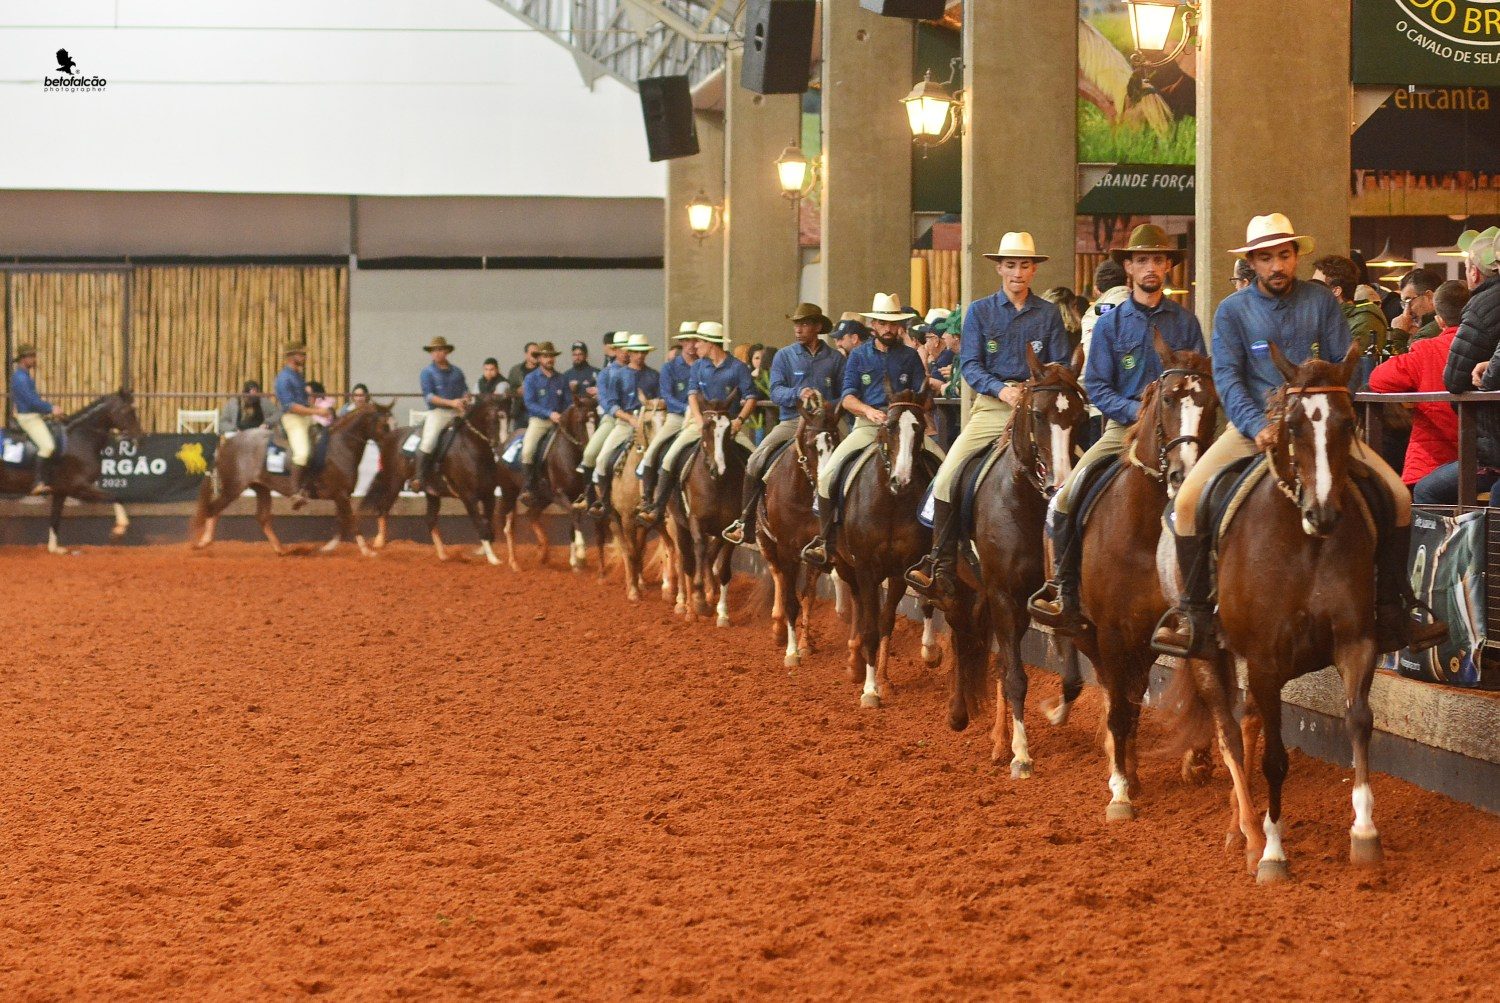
[2,540,1499,999]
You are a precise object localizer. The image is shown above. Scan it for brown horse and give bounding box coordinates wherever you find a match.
[1070,337,1218,820]
[0,390,142,553]
[668,394,747,625]
[604,397,671,601]
[193,401,393,555]
[758,392,843,667]
[539,393,605,574]
[829,390,941,709]
[948,349,1087,775]
[1168,345,1384,883]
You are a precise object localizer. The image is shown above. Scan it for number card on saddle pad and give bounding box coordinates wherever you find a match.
[1394,508,1492,689]
[265,426,330,477]
[1,429,35,467]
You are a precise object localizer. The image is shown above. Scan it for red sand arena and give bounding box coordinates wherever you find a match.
[2,541,1498,998]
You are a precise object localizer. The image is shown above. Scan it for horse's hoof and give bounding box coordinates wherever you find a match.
[1255,859,1289,884]
[1105,801,1137,822]
[921,645,941,667]
[674,603,687,616]
[1010,760,1033,781]
[859,692,882,709]
[1350,833,1384,866]
[783,653,800,668]
[947,708,969,732]
[1042,698,1072,727]
[716,616,730,628]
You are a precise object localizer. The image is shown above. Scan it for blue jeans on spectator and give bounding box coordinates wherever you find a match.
[1412,461,1500,506]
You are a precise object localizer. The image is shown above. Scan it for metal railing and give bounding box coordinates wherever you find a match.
[1357,390,1500,508]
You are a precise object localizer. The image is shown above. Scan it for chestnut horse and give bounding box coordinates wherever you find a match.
[1070,337,1218,820]
[192,401,392,556]
[948,349,1087,776]
[669,394,747,625]
[542,393,605,574]
[1168,345,1384,883]
[828,389,941,710]
[604,397,672,601]
[0,390,142,553]
[757,392,843,667]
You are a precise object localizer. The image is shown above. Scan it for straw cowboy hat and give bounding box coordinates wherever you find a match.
[923,308,951,326]
[1229,213,1315,256]
[982,231,1049,262]
[787,302,833,333]
[625,333,655,353]
[283,342,309,356]
[677,320,699,336]
[533,341,561,358]
[611,331,633,347]
[12,343,37,361]
[860,292,914,321]
[695,321,726,344]
[1109,223,1183,264]
[423,336,456,352]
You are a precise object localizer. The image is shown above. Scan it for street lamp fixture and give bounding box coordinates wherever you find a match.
[686,190,722,241]
[1124,0,1201,76]
[775,142,819,202]
[1366,238,1416,271]
[902,57,963,149]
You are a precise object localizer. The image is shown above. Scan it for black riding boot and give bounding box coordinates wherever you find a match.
[289,463,310,510]
[1150,530,1217,658]
[639,462,659,506]
[34,454,59,494]
[800,495,837,568]
[1375,523,1449,654]
[636,466,677,528]
[408,451,429,494]
[518,465,544,509]
[588,474,612,517]
[1029,506,1087,635]
[722,479,763,546]
[905,499,959,609]
[572,480,596,513]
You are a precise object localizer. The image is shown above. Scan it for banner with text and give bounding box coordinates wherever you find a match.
[1353,0,1500,86]
[98,434,216,503]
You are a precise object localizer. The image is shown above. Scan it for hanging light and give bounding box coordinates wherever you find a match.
[1123,0,1201,85]
[1366,238,1416,271]
[902,58,964,148]
[686,190,721,241]
[774,142,818,202]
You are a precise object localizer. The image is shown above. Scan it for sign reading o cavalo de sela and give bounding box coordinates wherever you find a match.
[1354,0,1500,85]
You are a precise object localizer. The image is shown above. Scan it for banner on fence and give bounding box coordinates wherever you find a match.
[1395,508,1490,688]
[98,434,216,503]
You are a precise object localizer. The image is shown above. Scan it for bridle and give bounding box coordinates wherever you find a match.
[876,400,927,494]
[460,397,504,448]
[793,391,841,489]
[1011,376,1083,497]
[1269,383,1354,505]
[1128,367,1215,482]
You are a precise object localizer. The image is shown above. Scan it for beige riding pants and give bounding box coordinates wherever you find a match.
[15,412,56,458]
[1053,420,1130,515]
[817,416,945,499]
[1173,425,1410,536]
[745,418,800,482]
[581,415,616,467]
[593,418,637,480]
[418,406,459,454]
[639,412,685,471]
[933,394,1013,502]
[521,416,553,464]
[281,412,314,465]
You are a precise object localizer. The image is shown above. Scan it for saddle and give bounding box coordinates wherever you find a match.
[1198,454,1379,547]
[605,436,635,477]
[266,423,329,477]
[916,441,1005,537]
[1072,454,1129,532]
[823,446,878,524]
[759,437,798,480]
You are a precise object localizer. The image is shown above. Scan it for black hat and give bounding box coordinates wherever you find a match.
[832,318,870,340]
[571,340,586,352]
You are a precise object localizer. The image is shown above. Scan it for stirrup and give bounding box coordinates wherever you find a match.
[904,556,939,592]
[1027,582,1086,633]
[801,538,829,568]
[1150,607,1215,659]
[635,507,660,529]
[570,493,591,512]
[1378,602,1449,654]
[721,520,746,545]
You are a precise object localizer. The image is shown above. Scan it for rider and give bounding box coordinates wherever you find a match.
[580,333,661,517]
[801,293,944,568]
[518,342,567,508]
[906,233,1071,606]
[273,342,332,509]
[410,336,469,493]
[577,331,633,485]
[635,321,757,527]
[722,303,843,547]
[1030,223,1205,633]
[638,322,701,505]
[1151,212,1448,658]
[9,343,64,492]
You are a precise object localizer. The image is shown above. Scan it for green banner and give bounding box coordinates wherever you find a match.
[1077,166,1195,216]
[1353,0,1500,85]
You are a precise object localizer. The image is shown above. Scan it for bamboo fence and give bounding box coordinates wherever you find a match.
[7,271,128,401]
[911,250,961,313]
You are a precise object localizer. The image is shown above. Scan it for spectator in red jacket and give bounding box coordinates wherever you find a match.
[1369,280,1471,487]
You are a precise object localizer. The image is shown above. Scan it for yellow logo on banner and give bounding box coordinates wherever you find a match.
[176,441,208,475]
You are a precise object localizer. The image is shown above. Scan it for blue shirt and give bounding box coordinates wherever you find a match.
[595,361,620,415]
[523,367,570,421]
[274,365,308,409]
[689,354,755,405]
[420,362,468,408]
[10,366,52,415]
[929,347,954,379]
[769,341,845,420]
[612,366,661,415]
[563,363,599,392]
[660,355,695,415]
[1084,296,1207,426]
[1213,279,1350,438]
[840,339,927,408]
[960,291,1072,398]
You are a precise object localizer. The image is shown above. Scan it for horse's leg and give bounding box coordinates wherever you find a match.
[427,494,448,561]
[875,576,904,696]
[47,492,66,554]
[111,502,129,541]
[855,569,882,709]
[374,511,389,550]
[194,473,237,550]
[1044,636,1084,726]
[845,568,863,683]
[322,493,351,554]
[501,510,520,571]
[1116,654,1152,809]
[530,507,549,566]
[691,522,712,620]
[1250,677,1290,883]
[990,600,1031,776]
[833,572,849,618]
[569,512,586,571]
[919,599,941,667]
[1339,638,1383,866]
[795,567,817,655]
[254,488,286,555]
[464,491,500,566]
[1192,653,1263,871]
[714,542,732,627]
[769,547,788,647]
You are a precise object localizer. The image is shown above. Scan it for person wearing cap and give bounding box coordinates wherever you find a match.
[723,303,843,546]
[801,293,942,567]
[907,232,1071,606]
[577,331,634,480]
[638,323,701,504]
[1437,227,1500,500]
[410,336,469,493]
[9,343,66,489]
[273,343,331,507]
[576,333,661,516]
[518,342,569,507]
[562,341,599,394]
[636,321,756,527]
[219,379,279,435]
[832,313,870,357]
[1030,224,1205,632]
[1152,212,1445,659]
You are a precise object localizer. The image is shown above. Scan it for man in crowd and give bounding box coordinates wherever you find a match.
[219,379,278,435]
[1392,266,1443,348]
[577,331,632,485]
[1372,281,1470,492]
[1313,254,1390,356]
[477,357,507,395]
[410,336,468,494]
[638,322,701,504]
[518,342,568,508]
[1230,257,1254,292]
[579,333,660,517]
[274,342,331,508]
[1432,228,1500,504]
[9,343,65,491]
[1079,258,1129,444]
[563,341,599,394]
[833,314,869,357]
[507,342,540,424]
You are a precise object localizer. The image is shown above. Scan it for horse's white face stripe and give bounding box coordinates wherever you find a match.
[1055,394,1071,412]
[891,410,919,485]
[711,415,730,475]
[814,431,834,472]
[1305,393,1332,506]
[1049,421,1072,489]
[1178,398,1202,470]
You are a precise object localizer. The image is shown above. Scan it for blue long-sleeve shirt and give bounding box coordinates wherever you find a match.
[10,366,52,415]
[769,341,845,420]
[689,354,755,405]
[420,362,468,408]
[1212,279,1350,438]
[840,340,927,409]
[1084,296,1207,426]
[612,366,661,415]
[523,367,570,420]
[274,365,308,410]
[595,361,620,416]
[960,291,1072,398]
[562,363,599,393]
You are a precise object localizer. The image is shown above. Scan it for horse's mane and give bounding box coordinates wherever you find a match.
[64,394,114,428]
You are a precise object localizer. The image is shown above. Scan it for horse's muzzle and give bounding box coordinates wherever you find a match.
[1300,503,1341,538]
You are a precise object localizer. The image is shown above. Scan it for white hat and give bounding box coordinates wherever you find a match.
[677,321,698,335]
[860,292,912,322]
[625,333,655,353]
[923,307,951,326]
[695,321,726,344]
[982,231,1049,262]
[611,331,634,347]
[1229,213,1315,256]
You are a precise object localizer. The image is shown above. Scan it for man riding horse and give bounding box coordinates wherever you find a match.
[579,332,660,517]
[408,336,469,495]
[723,302,843,547]
[576,331,633,495]
[1152,212,1448,658]
[9,343,64,492]
[1031,223,1206,632]
[906,232,1072,605]
[802,292,944,567]
[637,322,701,505]
[273,342,333,509]
[518,341,568,508]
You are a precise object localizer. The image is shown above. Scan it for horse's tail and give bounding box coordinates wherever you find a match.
[1156,655,1225,759]
[947,593,992,726]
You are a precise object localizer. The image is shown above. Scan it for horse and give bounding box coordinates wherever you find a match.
[192,401,393,556]
[828,389,941,709]
[948,348,1087,776]
[1168,345,1384,883]
[603,397,672,601]
[668,394,748,626]
[0,390,142,553]
[1069,336,1219,820]
[399,394,510,565]
[758,392,843,668]
[540,392,605,574]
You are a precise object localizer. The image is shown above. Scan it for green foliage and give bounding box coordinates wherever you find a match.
[1077,100,1196,165]
[1089,11,1136,53]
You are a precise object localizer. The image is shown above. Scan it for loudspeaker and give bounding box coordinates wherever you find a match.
[638,75,698,162]
[859,0,947,18]
[740,0,816,95]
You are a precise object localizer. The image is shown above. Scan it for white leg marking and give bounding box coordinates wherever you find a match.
[1108,771,1131,805]
[48,528,62,554]
[860,662,880,707]
[716,588,731,627]
[356,534,376,557]
[1011,719,1031,765]
[1261,814,1286,863]
[112,502,130,532]
[785,622,800,665]
[320,537,340,553]
[1352,783,1377,838]
[833,576,848,616]
[481,539,500,566]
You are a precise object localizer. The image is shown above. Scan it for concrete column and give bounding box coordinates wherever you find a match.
[663,111,725,348]
[722,49,802,347]
[820,0,913,319]
[1195,1,1351,330]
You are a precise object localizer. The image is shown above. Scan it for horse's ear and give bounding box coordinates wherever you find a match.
[118,386,133,402]
[380,399,395,412]
[724,388,740,410]
[1153,327,1173,366]
[1332,343,1363,388]
[1268,341,1299,384]
[1026,343,1045,381]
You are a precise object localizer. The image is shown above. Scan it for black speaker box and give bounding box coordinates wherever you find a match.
[740,0,816,95]
[859,0,947,18]
[638,75,699,162]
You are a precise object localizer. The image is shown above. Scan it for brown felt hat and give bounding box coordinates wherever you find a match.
[12,343,37,361]
[1109,223,1184,264]
[424,336,456,352]
[533,341,561,357]
[787,302,833,333]
[282,342,308,356]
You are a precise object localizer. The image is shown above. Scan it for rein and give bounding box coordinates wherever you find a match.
[1269,384,1354,504]
[1127,367,1213,481]
[876,401,927,493]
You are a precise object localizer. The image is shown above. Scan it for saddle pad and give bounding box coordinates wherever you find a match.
[401,431,422,456]
[499,429,526,468]
[1074,457,1128,532]
[1210,454,1376,545]
[828,446,878,525]
[265,444,288,474]
[1,430,32,467]
[955,444,1007,539]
